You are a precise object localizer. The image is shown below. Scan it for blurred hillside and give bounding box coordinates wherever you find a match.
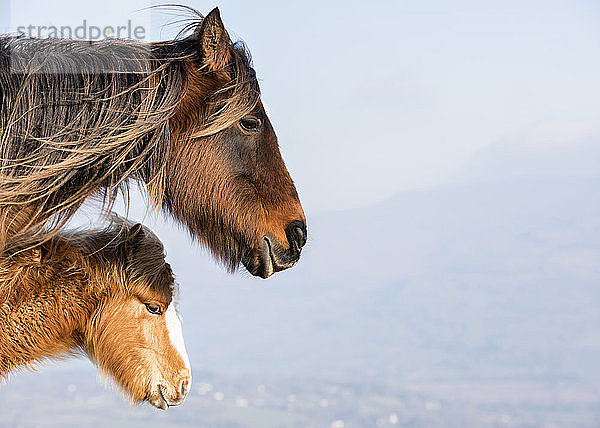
[3,144,600,426]
[169,173,600,382]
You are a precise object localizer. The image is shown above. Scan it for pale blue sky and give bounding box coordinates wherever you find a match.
[4,0,600,214]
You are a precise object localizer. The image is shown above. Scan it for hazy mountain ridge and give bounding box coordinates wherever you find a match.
[3,174,600,426]
[162,174,600,381]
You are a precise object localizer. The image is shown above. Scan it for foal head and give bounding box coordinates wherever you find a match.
[164,8,307,278]
[82,221,191,409]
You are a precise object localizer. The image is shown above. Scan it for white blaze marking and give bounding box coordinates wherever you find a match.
[165,301,191,375]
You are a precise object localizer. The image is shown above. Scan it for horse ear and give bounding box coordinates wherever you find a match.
[128,223,145,244]
[120,223,145,261]
[195,7,231,70]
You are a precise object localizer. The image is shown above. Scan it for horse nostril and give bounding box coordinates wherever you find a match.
[294,226,306,248]
[180,379,190,397]
[286,220,307,252]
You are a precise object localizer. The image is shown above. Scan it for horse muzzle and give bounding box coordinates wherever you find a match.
[243,220,307,279]
[148,377,190,410]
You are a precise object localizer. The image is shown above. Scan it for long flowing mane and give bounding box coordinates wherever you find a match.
[0,10,259,249]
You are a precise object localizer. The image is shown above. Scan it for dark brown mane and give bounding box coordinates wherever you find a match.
[0,10,258,249]
[0,216,173,306]
[0,6,306,278]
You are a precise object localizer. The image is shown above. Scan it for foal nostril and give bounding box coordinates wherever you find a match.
[285,220,307,252]
[180,378,190,398]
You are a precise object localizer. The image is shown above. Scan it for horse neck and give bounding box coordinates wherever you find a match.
[0,46,180,248]
[0,244,97,377]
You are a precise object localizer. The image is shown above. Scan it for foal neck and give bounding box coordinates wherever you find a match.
[0,240,97,377]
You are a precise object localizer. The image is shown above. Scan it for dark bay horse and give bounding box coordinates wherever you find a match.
[0,7,306,278]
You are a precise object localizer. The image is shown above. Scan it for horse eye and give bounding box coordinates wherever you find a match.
[239,117,261,132]
[145,303,162,315]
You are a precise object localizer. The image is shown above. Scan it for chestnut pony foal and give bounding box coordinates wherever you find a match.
[0,218,191,410]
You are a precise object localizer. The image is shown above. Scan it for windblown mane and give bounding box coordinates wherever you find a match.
[0,214,171,305]
[0,9,259,249]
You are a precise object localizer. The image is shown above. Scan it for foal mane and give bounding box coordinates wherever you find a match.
[0,215,173,306]
[0,7,259,248]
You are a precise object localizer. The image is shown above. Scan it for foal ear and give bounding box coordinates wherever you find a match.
[195,7,231,70]
[121,223,146,259]
[128,223,145,244]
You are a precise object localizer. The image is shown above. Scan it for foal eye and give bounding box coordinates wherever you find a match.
[239,117,261,132]
[145,303,162,315]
